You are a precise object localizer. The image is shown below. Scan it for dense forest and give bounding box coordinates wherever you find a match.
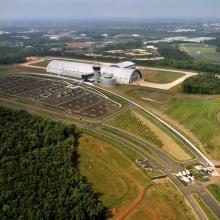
[182,74,220,94]
[0,107,105,219]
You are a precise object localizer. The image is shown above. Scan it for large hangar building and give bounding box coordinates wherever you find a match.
[46,60,141,85]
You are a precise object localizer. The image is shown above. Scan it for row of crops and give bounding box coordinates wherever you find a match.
[107,110,163,148]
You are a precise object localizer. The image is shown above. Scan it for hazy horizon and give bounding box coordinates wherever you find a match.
[0,0,220,21]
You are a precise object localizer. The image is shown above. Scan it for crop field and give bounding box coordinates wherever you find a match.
[139,68,184,84]
[79,135,196,220]
[0,74,120,119]
[180,43,220,65]
[107,109,163,148]
[107,109,192,161]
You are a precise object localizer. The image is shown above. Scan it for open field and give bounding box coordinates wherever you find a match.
[117,85,220,160]
[193,194,218,220]
[126,183,196,220]
[206,184,220,204]
[67,42,90,49]
[78,135,151,218]
[180,43,220,65]
[163,97,220,160]
[139,68,185,84]
[79,135,196,220]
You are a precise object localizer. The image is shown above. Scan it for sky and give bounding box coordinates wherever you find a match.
[0,0,220,20]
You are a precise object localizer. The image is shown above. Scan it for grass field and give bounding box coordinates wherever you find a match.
[79,135,196,220]
[118,85,220,160]
[139,68,185,84]
[206,184,220,204]
[180,43,220,65]
[126,183,196,220]
[193,194,218,220]
[163,97,220,159]
[78,135,151,218]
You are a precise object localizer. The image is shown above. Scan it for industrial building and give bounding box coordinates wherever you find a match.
[46,60,141,85]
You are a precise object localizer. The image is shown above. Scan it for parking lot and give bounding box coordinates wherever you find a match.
[0,74,119,118]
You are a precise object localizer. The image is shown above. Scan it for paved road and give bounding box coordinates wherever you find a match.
[98,129,208,220]
[94,85,214,167]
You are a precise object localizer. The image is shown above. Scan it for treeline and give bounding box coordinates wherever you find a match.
[0,45,66,64]
[0,107,105,219]
[0,46,27,64]
[138,44,220,74]
[182,74,220,95]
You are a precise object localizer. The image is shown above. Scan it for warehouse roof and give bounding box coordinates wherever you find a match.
[111,61,136,69]
[47,60,141,84]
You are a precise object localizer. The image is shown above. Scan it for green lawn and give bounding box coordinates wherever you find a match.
[140,68,185,84]
[163,97,220,159]
[79,135,196,220]
[78,135,151,210]
[180,43,220,64]
[193,194,218,220]
[206,184,220,204]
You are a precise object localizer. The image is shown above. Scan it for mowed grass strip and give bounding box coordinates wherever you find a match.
[193,194,218,220]
[140,68,185,84]
[78,135,151,213]
[206,184,220,204]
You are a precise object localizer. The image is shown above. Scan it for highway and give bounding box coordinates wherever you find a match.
[97,129,208,220]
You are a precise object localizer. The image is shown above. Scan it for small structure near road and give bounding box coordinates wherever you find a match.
[175,170,195,183]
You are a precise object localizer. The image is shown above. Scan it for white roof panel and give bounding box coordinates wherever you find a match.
[47,60,139,84]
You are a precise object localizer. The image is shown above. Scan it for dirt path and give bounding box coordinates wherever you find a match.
[114,187,145,220]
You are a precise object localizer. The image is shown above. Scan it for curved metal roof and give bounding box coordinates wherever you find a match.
[112,61,136,68]
[47,60,140,84]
